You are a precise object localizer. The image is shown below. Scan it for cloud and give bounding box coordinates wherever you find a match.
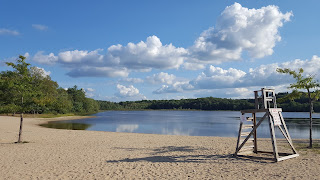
[108,36,187,70]
[31,36,187,77]
[84,88,95,98]
[121,77,144,83]
[32,24,48,31]
[67,66,129,78]
[0,28,20,36]
[191,65,246,89]
[188,3,292,64]
[146,72,176,85]
[58,49,104,65]
[33,51,58,65]
[116,84,146,100]
[183,62,205,70]
[29,3,293,78]
[155,56,320,94]
[86,88,95,92]
[153,81,194,94]
[194,88,252,99]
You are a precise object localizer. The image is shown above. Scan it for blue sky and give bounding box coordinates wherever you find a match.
[1,0,320,101]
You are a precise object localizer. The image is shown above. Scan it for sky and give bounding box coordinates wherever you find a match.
[1,0,320,102]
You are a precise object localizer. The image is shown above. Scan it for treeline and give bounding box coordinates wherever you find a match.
[0,56,99,115]
[98,97,255,111]
[98,93,320,112]
[277,92,320,112]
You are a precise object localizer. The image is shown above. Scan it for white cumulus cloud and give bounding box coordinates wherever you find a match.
[108,36,187,70]
[116,84,146,100]
[188,2,292,64]
[153,81,194,94]
[155,56,320,94]
[146,72,176,85]
[33,51,58,65]
[191,65,246,89]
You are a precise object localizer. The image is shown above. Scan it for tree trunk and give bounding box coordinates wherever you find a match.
[17,113,23,143]
[17,96,24,143]
[309,100,313,148]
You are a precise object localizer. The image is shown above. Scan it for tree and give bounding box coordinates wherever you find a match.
[5,55,34,143]
[277,68,320,148]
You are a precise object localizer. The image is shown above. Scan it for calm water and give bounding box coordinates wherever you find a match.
[43,111,320,139]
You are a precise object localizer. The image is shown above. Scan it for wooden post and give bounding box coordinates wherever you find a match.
[268,111,279,161]
[235,122,243,155]
[253,113,257,153]
[254,91,259,109]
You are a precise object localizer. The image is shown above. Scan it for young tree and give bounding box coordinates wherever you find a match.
[277,68,320,148]
[5,55,33,143]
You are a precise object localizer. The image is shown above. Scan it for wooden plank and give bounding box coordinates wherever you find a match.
[277,154,299,162]
[278,125,298,154]
[247,117,253,121]
[279,112,297,154]
[241,132,251,136]
[243,145,254,149]
[241,108,282,114]
[242,125,254,129]
[268,111,279,161]
[240,138,254,143]
[238,151,254,155]
[235,122,243,155]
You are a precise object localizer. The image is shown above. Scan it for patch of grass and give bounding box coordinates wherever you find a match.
[0,113,78,118]
[36,113,76,118]
[294,142,320,154]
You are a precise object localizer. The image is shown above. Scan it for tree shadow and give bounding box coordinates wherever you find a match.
[107,146,272,164]
[112,146,203,155]
[107,154,232,163]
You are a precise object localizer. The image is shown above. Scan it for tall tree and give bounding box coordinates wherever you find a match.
[277,68,320,148]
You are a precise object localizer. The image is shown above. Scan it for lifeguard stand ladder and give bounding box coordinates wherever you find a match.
[235,88,299,162]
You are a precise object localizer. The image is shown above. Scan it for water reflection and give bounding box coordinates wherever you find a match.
[116,124,139,133]
[39,111,320,139]
[40,122,91,130]
[161,127,193,136]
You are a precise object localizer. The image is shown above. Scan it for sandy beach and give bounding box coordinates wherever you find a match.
[1,116,320,179]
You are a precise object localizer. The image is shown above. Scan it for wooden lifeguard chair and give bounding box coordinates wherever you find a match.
[235,88,299,162]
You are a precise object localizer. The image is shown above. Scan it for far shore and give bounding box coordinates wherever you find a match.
[1,115,320,179]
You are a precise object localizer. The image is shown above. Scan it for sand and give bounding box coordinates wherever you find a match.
[1,116,320,179]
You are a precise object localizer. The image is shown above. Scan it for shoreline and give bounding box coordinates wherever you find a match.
[1,115,320,179]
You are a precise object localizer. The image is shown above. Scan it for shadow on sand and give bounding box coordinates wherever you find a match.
[106,146,273,164]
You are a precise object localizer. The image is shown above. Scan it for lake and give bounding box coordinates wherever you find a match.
[41,110,320,139]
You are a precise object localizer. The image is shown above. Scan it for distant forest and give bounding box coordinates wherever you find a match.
[98,92,320,112]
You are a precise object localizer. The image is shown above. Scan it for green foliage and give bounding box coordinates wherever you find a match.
[0,56,99,115]
[277,68,320,101]
[98,97,255,111]
[277,67,320,148]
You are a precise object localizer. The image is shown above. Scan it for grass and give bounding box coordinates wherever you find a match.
[0,113,90,118]
[292,140,320,154]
